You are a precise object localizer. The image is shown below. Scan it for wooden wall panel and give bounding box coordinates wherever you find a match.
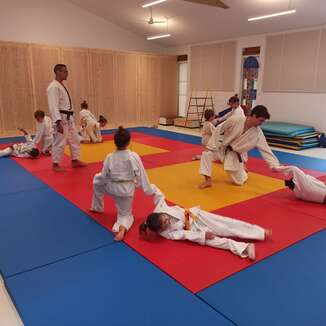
[0,40,177,135]
[89,49,114,121]
[61,48,93,113]
[160,57,177,117]
[190,41,236,91]
[281,30,319,91]
[115,53,138,125]
[30,45,61,115]
[138,55,160,123]
[316,29,326,92]
[0,42,34,134]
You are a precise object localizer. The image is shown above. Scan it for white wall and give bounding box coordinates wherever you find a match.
[0,0,164,53]
[168,29,326,132]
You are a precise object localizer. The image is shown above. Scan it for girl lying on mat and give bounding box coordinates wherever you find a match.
[0,128,39,159]
[277,165,326,204]
[140,185,272,260]
[90,126,156,241]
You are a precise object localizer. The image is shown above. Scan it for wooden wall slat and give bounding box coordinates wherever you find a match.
[0,43,34,134]
[0,41,177,135]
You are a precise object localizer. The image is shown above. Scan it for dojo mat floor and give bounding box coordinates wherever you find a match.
[1,127,326,325]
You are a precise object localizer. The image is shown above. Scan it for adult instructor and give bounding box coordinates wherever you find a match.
[47,64,86,172]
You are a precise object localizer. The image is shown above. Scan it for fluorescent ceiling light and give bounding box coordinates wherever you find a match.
[147,33,171,40]
[142,0,167,8]
[248,9,296,21]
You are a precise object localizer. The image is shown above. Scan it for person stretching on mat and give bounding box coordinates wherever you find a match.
[90,126,156,241]
[79,100,107,143]
[140,185,272,260]
[277,165,326,204]
[199,105,280,188]
[0,128,39,159]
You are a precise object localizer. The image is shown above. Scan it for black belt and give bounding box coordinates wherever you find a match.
[226,145,242,163]
[59,110,74,120]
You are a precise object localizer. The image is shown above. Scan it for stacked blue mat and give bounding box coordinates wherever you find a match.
[261,121,320,150]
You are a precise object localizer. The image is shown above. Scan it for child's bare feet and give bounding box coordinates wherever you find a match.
[198,180,212,189]
[114,226,127,241]
[53,164,65,172]
[264,228,272,239]
[247,243,256,261]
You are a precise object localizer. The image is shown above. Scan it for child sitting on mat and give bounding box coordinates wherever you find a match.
[33,110,53,155]
[0,128,39,159]
[90,126,156,241]
[140,185,272,260]
[277,165,326,204]
[192,109,216,161]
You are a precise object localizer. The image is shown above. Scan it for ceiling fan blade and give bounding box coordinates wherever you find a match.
[183,0,229,9]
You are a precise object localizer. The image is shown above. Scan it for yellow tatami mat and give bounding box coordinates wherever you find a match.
[65,140,168,163]
[147,161,284,211]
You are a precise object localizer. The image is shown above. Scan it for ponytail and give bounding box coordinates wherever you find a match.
[139,221,148,234]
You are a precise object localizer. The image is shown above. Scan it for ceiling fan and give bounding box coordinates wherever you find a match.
[146,7,166,24]
[183,0,229,9]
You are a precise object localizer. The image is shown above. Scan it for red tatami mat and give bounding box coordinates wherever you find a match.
[13,156,326,293]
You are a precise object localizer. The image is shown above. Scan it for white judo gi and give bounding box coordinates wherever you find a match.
[32,116,53,153]
[277,165,326,204]
[79,109,102,143]
[200,115,279,185]
[92,150,155,232]
[0,134,35,158]
[201,121,216,147]
[151,185,265,258]
[217,105,245,124]
[47,80,80,164]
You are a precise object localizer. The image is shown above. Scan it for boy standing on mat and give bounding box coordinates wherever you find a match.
[199,105,279,188]
[47,64,86,172]
[90,126,156,241]
[140,185,272,260]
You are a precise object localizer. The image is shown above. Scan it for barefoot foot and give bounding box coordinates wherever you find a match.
[198,181,212,189]
[247,243,256,261]
[114,227,127,241]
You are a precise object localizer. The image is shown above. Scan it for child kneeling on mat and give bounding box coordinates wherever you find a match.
[90,126,156,241]
[140,185,272,260]
[0,128,39,159]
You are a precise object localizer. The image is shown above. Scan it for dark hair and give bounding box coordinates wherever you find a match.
[228,94,239,104]
[250,105,270,119]
[34,110,45,119]
[29,148,40,158]
[284,178,295,191]
[139,212,162,234]
[99,115,107,124]
[204,109,215,121]
[54,64,67,73]
[81,100,88,110]
[114,126,130,149]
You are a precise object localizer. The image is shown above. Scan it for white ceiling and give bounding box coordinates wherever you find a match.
[69,0,326,47]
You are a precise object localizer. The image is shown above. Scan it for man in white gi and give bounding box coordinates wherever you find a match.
[140,185,272,260]
[47,64,86,172]
[199,105,279,188]
[277,165,326,204]
[32,110,53,155]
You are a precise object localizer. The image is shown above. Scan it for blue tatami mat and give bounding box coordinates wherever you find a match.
[0,187,113,277]
[198,230,326,326]
[0,159,46,195]
[6,243,233,326]
[249,148,326,172]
